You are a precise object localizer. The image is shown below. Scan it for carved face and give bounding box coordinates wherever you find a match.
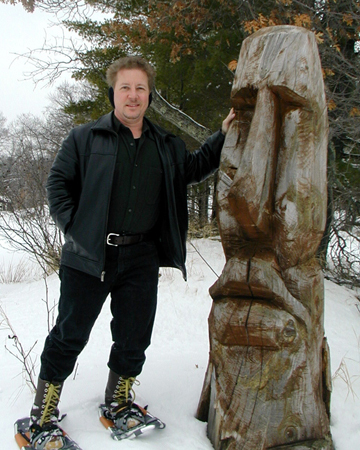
[204,28,331,450]
[217,26,328,270]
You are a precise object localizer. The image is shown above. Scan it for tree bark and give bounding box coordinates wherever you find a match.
[150,89,212,143]
[197,26,333,449]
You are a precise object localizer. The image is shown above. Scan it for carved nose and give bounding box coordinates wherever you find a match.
[228,87,279,240]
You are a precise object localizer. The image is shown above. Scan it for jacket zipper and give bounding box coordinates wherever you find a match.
[99,127,119,282]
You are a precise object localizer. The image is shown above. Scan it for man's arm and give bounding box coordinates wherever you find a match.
[185,109,236,185]
[46,130,80,235]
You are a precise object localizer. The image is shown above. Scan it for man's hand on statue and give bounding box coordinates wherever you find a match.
[221,108,236,135]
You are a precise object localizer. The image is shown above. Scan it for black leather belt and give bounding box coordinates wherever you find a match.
[106,233,147,246]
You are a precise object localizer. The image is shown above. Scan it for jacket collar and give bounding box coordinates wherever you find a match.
[91,112,114,131]
[91,112,176,140]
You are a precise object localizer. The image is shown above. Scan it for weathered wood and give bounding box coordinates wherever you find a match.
[197,26,333,449]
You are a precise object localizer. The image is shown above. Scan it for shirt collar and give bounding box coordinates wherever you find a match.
[112,112,153,140]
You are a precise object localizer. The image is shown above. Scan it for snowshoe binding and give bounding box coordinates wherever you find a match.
[14,417,82,450]
[99,402,165,440]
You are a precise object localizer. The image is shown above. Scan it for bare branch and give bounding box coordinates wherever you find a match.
[0,305,37,392]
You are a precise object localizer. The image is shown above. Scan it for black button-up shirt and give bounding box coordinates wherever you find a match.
[107,114,163,234]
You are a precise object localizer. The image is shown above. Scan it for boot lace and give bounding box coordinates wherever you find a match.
[113,377,139,406]
[40,383,62,427]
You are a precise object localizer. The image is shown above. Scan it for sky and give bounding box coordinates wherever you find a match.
[0,3,75,123]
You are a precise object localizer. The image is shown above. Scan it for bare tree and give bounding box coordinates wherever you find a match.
[0,85,78,273]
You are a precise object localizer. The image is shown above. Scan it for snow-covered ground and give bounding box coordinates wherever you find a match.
[0,238,359,449]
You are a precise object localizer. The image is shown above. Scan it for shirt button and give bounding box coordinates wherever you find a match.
[133,186,136,190]
[128,209,132,213]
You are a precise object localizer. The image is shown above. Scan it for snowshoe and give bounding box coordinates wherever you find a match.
[99,403,165,440]
[14,417,82,450]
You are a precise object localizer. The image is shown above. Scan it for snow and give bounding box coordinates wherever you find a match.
[0,237,359,449]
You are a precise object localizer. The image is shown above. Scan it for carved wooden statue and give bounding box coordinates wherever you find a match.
[197,26,333,449]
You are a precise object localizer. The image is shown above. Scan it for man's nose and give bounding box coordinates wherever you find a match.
[128,87,138,98]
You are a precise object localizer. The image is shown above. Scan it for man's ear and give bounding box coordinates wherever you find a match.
[108,87,115,108]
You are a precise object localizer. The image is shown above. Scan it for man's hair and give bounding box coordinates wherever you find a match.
[106,56,156,91]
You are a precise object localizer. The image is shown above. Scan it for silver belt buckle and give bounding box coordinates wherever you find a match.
[106,233,120,246]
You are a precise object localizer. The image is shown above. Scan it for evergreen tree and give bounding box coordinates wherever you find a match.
[2,0,360,283]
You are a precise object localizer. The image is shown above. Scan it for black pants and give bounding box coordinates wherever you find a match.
[39,241,159,382]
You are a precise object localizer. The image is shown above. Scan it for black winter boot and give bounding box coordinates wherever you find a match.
[100,370,144,429]
[104,369,137,413]
[29,378,64,450]
[99,371,166,439]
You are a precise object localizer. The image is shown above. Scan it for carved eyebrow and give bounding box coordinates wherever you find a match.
[272,86,309,108]
[231,85,309,111]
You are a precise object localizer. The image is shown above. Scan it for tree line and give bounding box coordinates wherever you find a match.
[1,0,360,287]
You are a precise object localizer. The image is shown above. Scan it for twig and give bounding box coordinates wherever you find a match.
[188,240,219,278]
[0,305,37,392]
[41,275,58,333]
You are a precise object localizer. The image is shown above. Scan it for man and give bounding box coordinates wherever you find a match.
[27,56,235,448]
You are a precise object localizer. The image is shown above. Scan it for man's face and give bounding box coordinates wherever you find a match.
[113,68,150,127]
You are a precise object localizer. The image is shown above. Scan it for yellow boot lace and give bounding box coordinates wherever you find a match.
[40,383,61,427]
[113,377,139,409]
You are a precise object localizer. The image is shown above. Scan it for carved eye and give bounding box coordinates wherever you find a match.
[231,86,258,111]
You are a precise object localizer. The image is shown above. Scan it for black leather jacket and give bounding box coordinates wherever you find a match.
[47,112,225,280]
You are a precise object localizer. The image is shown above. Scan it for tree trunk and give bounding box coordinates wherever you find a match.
[151,89,212,143]
[197,26,333,449]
